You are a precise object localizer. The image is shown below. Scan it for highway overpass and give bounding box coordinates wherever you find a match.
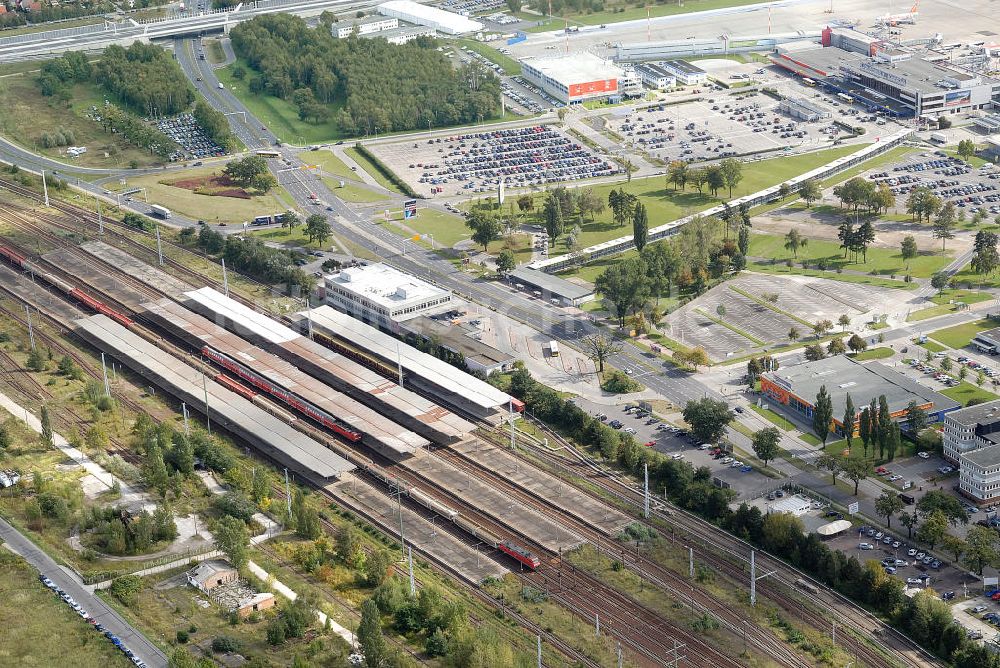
[0,0,379,61]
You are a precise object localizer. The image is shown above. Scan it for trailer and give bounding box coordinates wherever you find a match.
[930,132,948,144]
[150,204,172,219]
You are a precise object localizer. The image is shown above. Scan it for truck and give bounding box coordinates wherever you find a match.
[930,132,948,144]
[150,204,172,219]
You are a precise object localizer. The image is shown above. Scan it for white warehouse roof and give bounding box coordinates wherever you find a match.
[183,287,298,345]
[521,52,621,85]
[377,0,483,35]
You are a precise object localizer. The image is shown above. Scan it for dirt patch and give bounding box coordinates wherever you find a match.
[161,174,252,199]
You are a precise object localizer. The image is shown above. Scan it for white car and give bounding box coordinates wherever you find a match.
[859,542,874,550]
[906,577,927,586]
[624,427,636,434]
[973,605,989,613]
[895,559,909,567]
[908,548,918,557]
[721,457,733,464]
[918,452,931,459]
[889,474,902,481]
[670,453,684,460]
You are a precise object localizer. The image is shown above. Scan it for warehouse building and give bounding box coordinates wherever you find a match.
[778,96,832,122]
[377,0,482,35]
[769,42,1000,118]
[520,53,622,105]
[634,63,676,90]
[971,326,1000,353]
[508,267,594,306]
[330,15,398,39]
[659,60,708,86]
[760,356,959,437]
[324,263,452,331]
[943,400,1000,503]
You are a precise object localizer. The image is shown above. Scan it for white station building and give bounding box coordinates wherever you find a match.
[323,263,452,330]
[377,0,483,35]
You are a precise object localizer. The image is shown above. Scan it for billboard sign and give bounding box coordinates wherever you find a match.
[945,90,971,107]
[848,502,859,515]
[403,199,417,220]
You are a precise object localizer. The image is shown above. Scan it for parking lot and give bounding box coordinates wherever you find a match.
[369,124,620,197]
[868,152,1000,215]
[603,92,835,163]
[155,113,225,161]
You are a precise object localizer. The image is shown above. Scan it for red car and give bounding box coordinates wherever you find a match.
[644,441,656,448]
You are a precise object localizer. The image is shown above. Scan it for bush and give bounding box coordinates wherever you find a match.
[176,630,189,644]
[110,574,143,607]
[601,369,641,394]
[211,636,242,654]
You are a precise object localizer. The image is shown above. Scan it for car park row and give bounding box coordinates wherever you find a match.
[37,573,147,667]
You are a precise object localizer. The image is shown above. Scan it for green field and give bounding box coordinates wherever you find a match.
[0,552,131,667]
[927,318,995,349]
[852,347,894,361]
[748,233,951,279]
[951,261,1000,290]
[520,0,765,31]
[379,207,470,248]
[907,290,994,322]
[749,403,796,431]
[308,150,358,180]
[917,338,947,353]
[128,166,289,226]
[322,177,390,203]
[531,144,863,256]
[0,74,162,170]
[941,381,999,407]
[344,147,407,195]
[216,59,342,145]
[746,261,918,290]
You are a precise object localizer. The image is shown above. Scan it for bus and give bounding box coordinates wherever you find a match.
[837,92,853,104]
[801,77,816,87]
[548,341,559,357]
[150,204,172,219]
[256,149,281,158]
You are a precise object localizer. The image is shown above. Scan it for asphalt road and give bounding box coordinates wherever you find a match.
[0,516,168,668]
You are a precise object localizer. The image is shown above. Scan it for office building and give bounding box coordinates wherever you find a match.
[323,263,452,330]
[331,15,398,39]
[659,60,708,86]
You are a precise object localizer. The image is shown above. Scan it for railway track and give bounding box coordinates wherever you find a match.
[520,417,943,668]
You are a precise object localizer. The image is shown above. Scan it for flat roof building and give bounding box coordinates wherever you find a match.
[521,53,621,105]
[769,45,1000,118]
[400,315,514,375]
[331,15,398,39]
[761,355,959,438]
[508,267,594,306]
[377,0,482,35]
[945,400,1000,503]
[373,25,436,45]
[659,60,708,86]
[634,63,676,90]
[970,326,1000,353]
[323,264,452,330]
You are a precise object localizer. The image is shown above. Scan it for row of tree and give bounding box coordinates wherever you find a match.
[230,14,501,134]
[666,157,744,198]
[192,100,236,152]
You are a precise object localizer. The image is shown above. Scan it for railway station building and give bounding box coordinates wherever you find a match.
[760,356,958,438]
[323,263,452,332]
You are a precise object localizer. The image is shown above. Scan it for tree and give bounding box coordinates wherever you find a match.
[964,525,998,575]
[594,257,649,328]
[788,326,800,342]
[905,400,928,434]
[930,271,951,293]
[719,158,743,198]
[972,230,1000,276]
[875,490,904,529]
[916,509,948,549]
[304,214,331,246]
[681,398,733,444]
[358,599,387,668]
[280,210,301,231]
[827,337,846,356]
[841,457,869,495]
[365,549,391,587]
[751,427,780,468]
[899,511,917,539]
[778,182,792,200]
[466,210,502,252]
[958,139,977,161]
[674,347,710,371]
[798,178,821,207]
[496,248,516,275]
[901,235,918,260]
[917,490,969,526]
[667,160,688,191]
[812,385,834,446]
[843,393,856,452]
[933,201,957,250]
[214,515,249,570]
[784,228,807,258]
[813,319,833,338]
[838,314,851,332]
[847,333,867,353]
[39,404,53,447]
[632,202,649,252]
[817,453,840,485]
[581,333,622,373]
[542,191,564,243]
[804,344,826,361]
[223,155,269,188]
[941,534,967,565]
[705,165,725,196]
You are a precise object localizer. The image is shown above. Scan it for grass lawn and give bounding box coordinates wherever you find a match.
[0,74,162,170]
[951,262,1000,290]
[521,0,765,31]
[907,289,992,321]
[206,38,226,64]
[308,149,358,180]
[941,381,999,407]
[250,225,333,250]
[0,552,131,667]
[344,147,406,195]
[128,166,288,226]
[322,177,390,203]
[529,144,863,256]
[746,261,917,290]
[748,232,951,279]
[380,208,470,248]
[918,338,947,353]
[927,318,995,350]
[456,39,521,75]
[749,403,796,431]
[852,347,894,361]
[216,59,342,145]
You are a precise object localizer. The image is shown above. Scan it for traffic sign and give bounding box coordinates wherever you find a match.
[848,502,859,515]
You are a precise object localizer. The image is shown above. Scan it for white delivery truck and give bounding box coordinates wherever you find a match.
[150,204,172,219]
[930,132,948,144]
